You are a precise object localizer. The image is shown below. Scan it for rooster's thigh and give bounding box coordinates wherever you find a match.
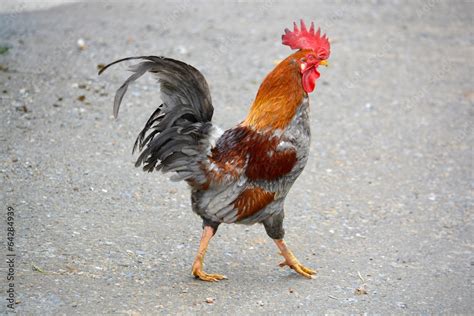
[262,211,285,240]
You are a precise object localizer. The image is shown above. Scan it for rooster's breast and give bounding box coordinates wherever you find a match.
[191,97,311,225]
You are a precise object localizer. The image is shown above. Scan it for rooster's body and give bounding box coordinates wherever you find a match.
[101,21,330,281]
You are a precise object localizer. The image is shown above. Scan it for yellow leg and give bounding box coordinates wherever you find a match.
[274,239,316,279]
[191,226,227,282]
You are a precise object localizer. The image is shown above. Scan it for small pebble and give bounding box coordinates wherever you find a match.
[16,105,29,113]
[77,38,86,50]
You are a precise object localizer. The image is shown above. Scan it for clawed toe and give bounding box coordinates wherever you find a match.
[279,259,317,279]
[193,269,227,282]
[291,263,317,279]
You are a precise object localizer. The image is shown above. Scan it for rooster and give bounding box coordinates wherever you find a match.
[100,20,330,281]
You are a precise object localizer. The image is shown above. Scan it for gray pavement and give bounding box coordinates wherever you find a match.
[0,0,473,314]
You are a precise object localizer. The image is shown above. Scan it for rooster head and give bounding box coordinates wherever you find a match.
[282,20,330,93]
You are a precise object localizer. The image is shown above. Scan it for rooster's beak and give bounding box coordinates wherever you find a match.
[319,60,329,67]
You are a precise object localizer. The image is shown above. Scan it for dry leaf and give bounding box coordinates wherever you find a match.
[32,264,45,273]
[355,285,368,295]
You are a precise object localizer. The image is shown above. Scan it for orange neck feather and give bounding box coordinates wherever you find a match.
[242,50,310,131]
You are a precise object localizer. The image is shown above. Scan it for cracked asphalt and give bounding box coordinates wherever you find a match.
[0,0,472,314]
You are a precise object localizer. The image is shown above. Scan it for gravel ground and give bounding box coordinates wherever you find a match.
[0,1,472,314]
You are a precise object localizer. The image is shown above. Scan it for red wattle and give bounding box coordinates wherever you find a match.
[302,67,320,93]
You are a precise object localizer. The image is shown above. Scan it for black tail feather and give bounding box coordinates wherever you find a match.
[101,56,216,184]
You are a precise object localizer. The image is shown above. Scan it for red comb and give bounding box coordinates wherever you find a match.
[282,20,330,59]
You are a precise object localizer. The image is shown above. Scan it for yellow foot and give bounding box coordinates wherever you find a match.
[191,226,226,282]
[192,268,227,282]
[192,261,226,282]
[279,258,317,279]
